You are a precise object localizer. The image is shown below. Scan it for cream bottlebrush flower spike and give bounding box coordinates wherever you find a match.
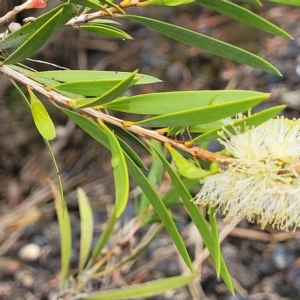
[194,117,300,231]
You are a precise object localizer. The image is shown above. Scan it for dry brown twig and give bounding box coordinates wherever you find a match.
[0,0,34,26]
[0,63,231,165]
[0,0,231,165]
[0,0,137,28]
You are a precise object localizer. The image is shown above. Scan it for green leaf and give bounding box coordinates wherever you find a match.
[139,0,194,5]
[69,0,124,13]
[83,275,194,300]
[75,71,137,108]
[59,110,128,262]
[151,146,234,295]
[80,24,132,39]
[99,0,124,11]
[192,105,285,143]
[91,208,118,264]
[107,124,150,154]
[64,0,110,12]
[0,4,75,50]
[267,0,300,5]
[162,178,199,208]
[195,0,292,38]
[54,193,72,290]
[124,15,280,75]
[28,87,56,141]
[167,145,212,179]
[60,108,110,148]
[52,79,127,97]
[116,137,147,170]
[132,95,268,127]
[104,91,269,114]
[208,206,221,278]
[98,120,129,218]
[12,81,65,213]
[77,188,94,274]
[236,0,261,3]
[126,154,194,274]
[8,61,37,74]
[89,19,122,25]
[137,140,164,217]
[29,70,161,85]
[1,4,77,64]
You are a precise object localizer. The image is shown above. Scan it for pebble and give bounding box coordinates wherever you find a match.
[270,244,295,271]
[18,244,41,262]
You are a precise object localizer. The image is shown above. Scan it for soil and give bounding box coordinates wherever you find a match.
[1,2,300,300]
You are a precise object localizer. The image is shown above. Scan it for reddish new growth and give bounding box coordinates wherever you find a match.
[27,0,47,9]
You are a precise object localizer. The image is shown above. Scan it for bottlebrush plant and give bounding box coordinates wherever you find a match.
[0,0,298,299]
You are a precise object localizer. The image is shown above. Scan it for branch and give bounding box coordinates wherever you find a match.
[0,0,138,28]
[0,0,33,26]
[65,0,140,27]
[0,64,232,165]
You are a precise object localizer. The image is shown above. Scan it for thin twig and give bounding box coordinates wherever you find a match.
[0,64,232,164]
[65,0,140,27]
[0,0,33,26]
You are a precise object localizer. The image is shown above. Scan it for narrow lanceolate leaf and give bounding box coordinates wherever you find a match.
[126,154,194,274]
[29,70,161,85]
[195,0,292,39]
[151,146,234,295]
[116,137,147,170]
[139,0,194,5]
[89,19,122,25]
[65,0,124,13]
[107,124,150,154]
[192,105,285,143]
[27,86,56,140]
[74,71,137,108]
[208,206,221,278]
[162,178,199,208]
[54,192,72,290]
[124,15,280,75]
[137,140,164,218]
[77,188,94,274]
[104,91,269,115]
[63,0,110,12]
[12,82,65,212]
[98,120,129,218]
[80,24,132,39]
[239,0,261,3]
[267,0,300,4]
[60,109,189,269]
[99,0,125,13]
[91,208,118,264]
[52,79,126,97]
[60,108,146,178]
[132,95,267,127]
[83,275,193,300]
[1,4,77,64]
[0,4,76,50]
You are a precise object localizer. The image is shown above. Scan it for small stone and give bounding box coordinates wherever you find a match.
[18,243,41,262]
[270,244,295,271]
